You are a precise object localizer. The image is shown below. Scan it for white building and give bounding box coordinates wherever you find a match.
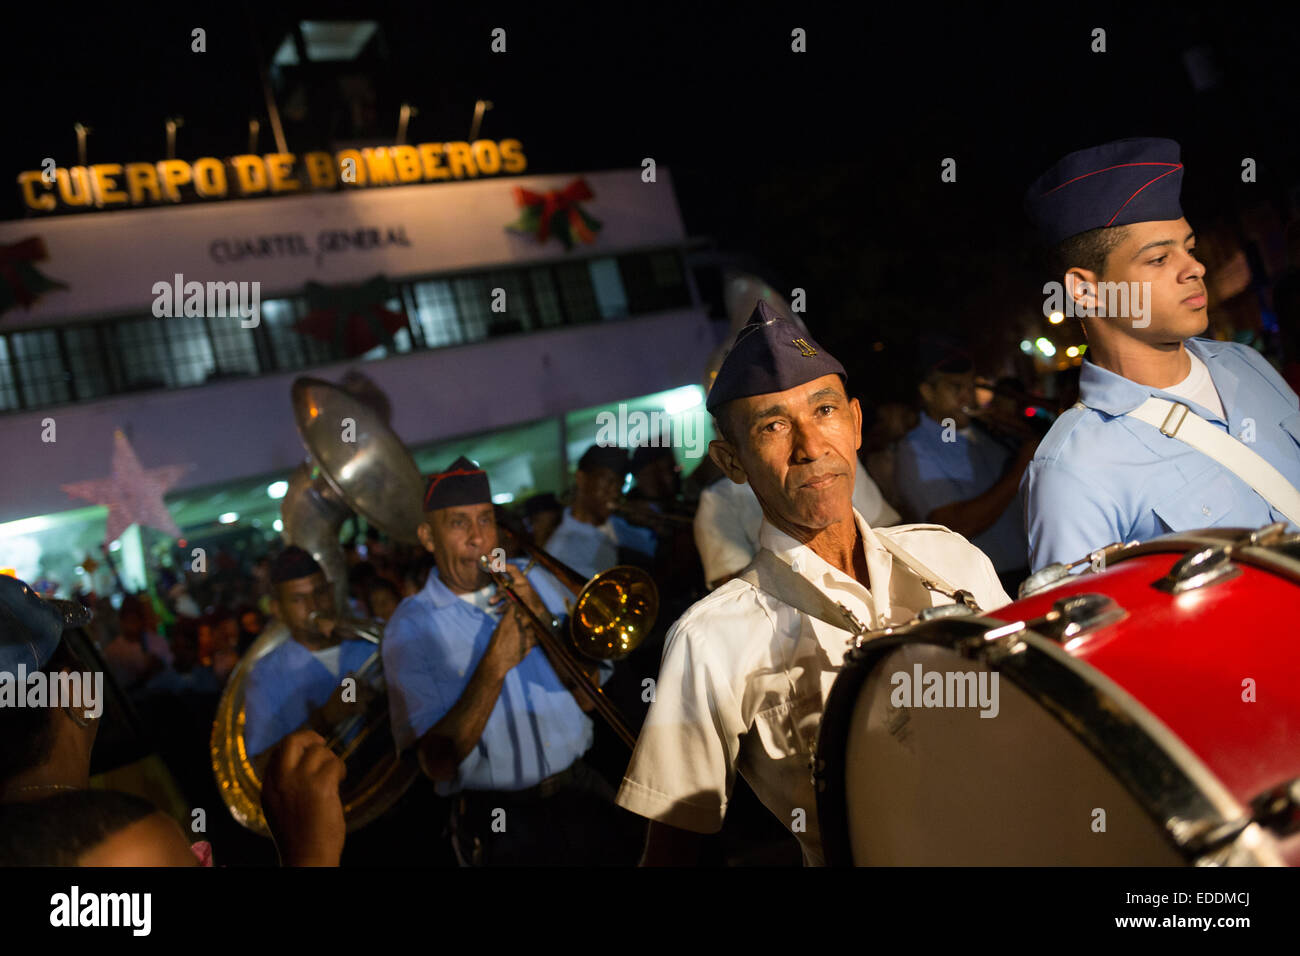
[0,164,723,592]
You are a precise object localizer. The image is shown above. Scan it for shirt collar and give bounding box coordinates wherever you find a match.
[1077,336,1237,421]
[757,508,897,626]
[420,566,468,610]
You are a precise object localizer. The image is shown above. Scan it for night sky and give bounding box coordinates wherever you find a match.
[6,4,1298,405]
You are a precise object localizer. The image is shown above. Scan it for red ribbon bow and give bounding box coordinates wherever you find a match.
[512,178,595,244]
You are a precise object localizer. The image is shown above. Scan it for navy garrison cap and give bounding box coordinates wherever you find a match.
[0,575,92,672]
[1025,138,1185,245]
[423,456,491,511]
[705,300,846,414]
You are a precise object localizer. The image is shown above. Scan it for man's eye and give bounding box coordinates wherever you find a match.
[1150,256,1166,265]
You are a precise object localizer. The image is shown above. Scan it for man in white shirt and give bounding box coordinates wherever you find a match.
[615,300,1010,865]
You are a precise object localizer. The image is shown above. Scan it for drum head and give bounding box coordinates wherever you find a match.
[841,642,1186,865]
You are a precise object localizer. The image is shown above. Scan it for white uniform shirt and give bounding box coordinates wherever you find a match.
[694,460,900,587]
[617,509,1010,865]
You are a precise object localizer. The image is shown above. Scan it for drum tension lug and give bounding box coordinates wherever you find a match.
[1153,546,1242,594]
[1250,777,1300,837]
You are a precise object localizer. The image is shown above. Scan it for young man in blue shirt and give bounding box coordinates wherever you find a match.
[1021,137,1300,572]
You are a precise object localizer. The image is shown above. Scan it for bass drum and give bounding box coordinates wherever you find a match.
[815,526,1300,866]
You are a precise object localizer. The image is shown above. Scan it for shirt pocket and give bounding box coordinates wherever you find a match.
[751,692,821,761]
[1152,468,1238,533]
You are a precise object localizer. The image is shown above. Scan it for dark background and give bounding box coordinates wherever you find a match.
[5,3,1298,403]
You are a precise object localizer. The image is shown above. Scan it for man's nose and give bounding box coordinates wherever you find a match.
[790,421,831,463]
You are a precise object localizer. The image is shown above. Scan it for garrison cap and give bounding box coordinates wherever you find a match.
[0,574,92,672]
[423,456,492,511]
[1025,137,1185,245]
[705,300,846,414]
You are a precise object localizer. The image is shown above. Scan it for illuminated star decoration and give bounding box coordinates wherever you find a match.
[60,429,191,547]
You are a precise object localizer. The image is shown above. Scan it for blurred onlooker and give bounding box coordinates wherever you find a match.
[365,577,402,622]
[522,492,563,548]
[208,610,241,687]
[101,593,173,695]
[862,401,919,519]
[143,618,219,696]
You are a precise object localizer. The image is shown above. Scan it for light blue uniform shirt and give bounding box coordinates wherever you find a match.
[543,508,657,580]
[894,412,1030,574]
[1022,337,1300,572]
[382,559,601,795]
[243,631,377,757]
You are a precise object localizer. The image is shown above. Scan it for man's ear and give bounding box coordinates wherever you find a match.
[1065,268,1100,316]
[849,396,863,453]
[918,381,935,409]
[709,438,747,485]
[416,518,436,554]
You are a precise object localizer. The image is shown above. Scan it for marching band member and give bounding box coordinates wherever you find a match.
[242,547,377,762]
[381,456,636,865]
[543,444,657,579]
[614,301,1010,865]
[1021,138,1300,571]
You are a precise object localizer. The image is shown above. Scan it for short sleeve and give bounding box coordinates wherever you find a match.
[382,607,465,753]
[244,655,297,757]
[615,619,745,833]
[1022,458,1124,572]
[693,483,757,586]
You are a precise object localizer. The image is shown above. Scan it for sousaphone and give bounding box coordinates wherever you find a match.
[211,376,425,836]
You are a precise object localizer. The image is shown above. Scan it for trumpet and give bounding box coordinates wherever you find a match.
[479,523,658,748]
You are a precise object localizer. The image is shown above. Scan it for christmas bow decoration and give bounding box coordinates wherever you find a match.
[0,236,68,317]
[295,275,409,357]
[507,177,602,250]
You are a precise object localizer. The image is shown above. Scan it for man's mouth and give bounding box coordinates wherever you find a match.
[801,473,842,490]
[1182,291,1207,308]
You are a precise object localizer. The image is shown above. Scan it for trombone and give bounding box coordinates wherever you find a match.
[478,524,658,749]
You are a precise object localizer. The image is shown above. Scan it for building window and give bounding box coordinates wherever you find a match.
[412,279,463,348]
[62,325,111,401]
[8,329,72,407]
[452,276,492,342]
[527,267,565,328]
[553,261,600,325]
[588,258,629,320]
[111,318,171,392]
[263,298,332,370]
[0,337,20,411]
[203,315,259,381]
[619,250,691,315]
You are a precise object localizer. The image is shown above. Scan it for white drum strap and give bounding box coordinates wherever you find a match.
[736,549,870,638]
[1124,397,1300,526]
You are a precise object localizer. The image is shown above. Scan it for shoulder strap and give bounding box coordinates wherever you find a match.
[736,549,870,637]
[1124,397,1300,525]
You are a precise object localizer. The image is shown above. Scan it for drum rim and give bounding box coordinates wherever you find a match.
[814,613,1277,866]
[1039,527,1300,595]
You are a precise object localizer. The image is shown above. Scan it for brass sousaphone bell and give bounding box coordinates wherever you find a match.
[211,376,426,836]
